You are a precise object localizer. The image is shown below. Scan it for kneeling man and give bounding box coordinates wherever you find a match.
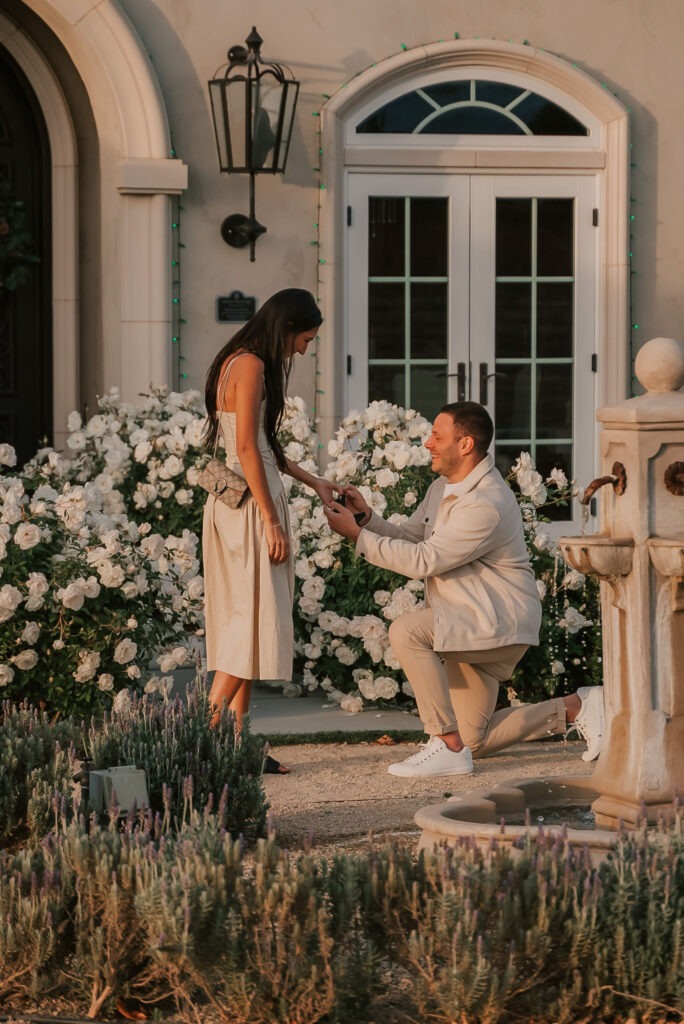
[325,402,603,777]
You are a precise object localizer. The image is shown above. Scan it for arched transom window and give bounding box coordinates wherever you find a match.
[357,79,588,136]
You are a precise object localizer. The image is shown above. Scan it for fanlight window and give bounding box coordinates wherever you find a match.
[357,80,588,136]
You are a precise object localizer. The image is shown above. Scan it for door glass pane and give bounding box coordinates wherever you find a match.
[496,283,531,358]
[496,199,531,276]
[366,194,448,418]
[410,197,447,275]
[369,197,404,276]
[495,364,531,439]
[535,443,573,481]
[368,283,404,359]
[537,282,573,358]
[537,198,574,275]
[536,364,573,439]
[369,364,405,407]
[411,283,447,358]
[410,365,446,421]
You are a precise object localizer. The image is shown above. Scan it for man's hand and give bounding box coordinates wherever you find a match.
[339,484,371,523]
[324,501,362,541]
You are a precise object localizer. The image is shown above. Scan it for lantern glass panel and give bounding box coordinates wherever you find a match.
[275,82,298,172]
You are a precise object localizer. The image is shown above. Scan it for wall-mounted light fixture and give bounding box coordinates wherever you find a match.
[208,27,300,262]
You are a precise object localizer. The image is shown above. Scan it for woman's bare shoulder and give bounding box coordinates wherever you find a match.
[221,350,264,379]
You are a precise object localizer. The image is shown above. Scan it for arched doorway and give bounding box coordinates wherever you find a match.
[0,44,51,465]
[320,41,629,529]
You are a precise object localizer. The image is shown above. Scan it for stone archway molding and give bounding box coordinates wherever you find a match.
[9,0,187,420]
[318,39,630,447]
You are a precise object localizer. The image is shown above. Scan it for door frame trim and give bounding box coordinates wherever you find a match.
[319,40,629,458]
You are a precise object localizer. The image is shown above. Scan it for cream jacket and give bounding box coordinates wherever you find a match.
[355,454,541,652]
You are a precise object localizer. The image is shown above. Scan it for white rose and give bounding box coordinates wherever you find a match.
[159,455,184,479]
[404,491,417,507]
[548,467,568,489]
[559,606,591,634]
[53,638,64,651]
[375,467,399,489]
[21,622,40,644]
[97,673,114,692]
[113,638,137,664]
[73,650,101,682]
[66,431,87,451]
[340,694,363,714]
[112,688,131,713]
[562,570,585,591]
[58,581,85,611]
[82,576,101,599]
[374,676,399,700]
[0,584,23,622]
[0,664,15,685]
[536,579,547,601]
[126,665,141,679]
[13,523,42,550]
[134,441,153,463]
[13,649,39,670]
[86,414,108,437]
[175,489,193,506]
[0,444,17,467]
[335,643,358,666]
[186,576,204,600]
[383,646,401,671]
[98,562,126,588]
[67,410,82,431]
[551,660,565,676]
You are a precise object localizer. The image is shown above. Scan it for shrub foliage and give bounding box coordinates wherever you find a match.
[0,811,681,1023]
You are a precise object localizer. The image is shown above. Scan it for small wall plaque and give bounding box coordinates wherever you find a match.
[217,290,257,323]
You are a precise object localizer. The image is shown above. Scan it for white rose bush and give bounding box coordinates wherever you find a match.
[6,384,601,717]
[1,431,205,716]
[505,453,601,703]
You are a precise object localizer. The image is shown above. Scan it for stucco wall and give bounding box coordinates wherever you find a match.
[117,0,684,412]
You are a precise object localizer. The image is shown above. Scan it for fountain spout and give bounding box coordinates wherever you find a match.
[580,461,627,504]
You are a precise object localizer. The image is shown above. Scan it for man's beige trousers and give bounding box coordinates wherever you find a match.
[389,609,566,757]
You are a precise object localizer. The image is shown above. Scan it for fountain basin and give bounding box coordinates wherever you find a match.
[415,776,618,865]
[647,537,684,576]
[558,534,634,578]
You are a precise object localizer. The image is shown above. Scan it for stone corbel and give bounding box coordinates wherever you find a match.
[117,158,189,195]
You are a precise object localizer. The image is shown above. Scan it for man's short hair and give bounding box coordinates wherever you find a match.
[438,401,494,456]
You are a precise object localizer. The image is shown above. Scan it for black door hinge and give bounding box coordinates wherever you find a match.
[347,205,352,226]
[347,354,352,375]
[592,208,599,227]
[591,354,598,372]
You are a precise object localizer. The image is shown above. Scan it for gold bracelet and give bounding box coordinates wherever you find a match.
[265,521,281,530]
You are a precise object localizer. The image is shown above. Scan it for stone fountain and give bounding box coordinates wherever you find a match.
[416,336,684,853]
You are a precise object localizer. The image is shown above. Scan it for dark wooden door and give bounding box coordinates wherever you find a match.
[0,45,52,467]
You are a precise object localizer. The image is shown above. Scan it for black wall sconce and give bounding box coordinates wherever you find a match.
[208,27,300,261]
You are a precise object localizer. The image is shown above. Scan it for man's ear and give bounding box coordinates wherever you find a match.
[461,435,475,454]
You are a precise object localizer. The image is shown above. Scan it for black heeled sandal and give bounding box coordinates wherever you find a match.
[264,754,291,775]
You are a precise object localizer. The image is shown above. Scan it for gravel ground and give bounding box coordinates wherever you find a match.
[262,736,594,853]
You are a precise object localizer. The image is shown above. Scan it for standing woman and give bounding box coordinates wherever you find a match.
[202,289,335,773]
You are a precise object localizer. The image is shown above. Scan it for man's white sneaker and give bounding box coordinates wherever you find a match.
[388,736,474,778]
[573,686,605,762]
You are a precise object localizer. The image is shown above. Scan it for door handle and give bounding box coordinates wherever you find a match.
[479,363,506,405]
[457,362,466,401]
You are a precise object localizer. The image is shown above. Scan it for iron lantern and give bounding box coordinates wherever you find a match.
[208,27,300,261]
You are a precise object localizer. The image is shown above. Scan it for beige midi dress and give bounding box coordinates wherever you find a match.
[202,368,294,681]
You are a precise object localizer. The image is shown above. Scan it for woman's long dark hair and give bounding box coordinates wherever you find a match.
[203,288,322,471]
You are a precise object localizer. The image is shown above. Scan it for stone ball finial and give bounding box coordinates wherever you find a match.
[634,337,684,392]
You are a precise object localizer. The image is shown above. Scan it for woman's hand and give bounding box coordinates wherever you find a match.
[311,477,339,507]
[265,522,290,564]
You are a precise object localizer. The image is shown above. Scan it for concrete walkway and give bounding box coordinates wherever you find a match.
[173,669,424,736]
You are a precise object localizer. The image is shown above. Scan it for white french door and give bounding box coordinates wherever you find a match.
[346,172,598,520]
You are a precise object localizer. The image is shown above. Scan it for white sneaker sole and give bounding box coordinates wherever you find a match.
[387,763,474,778]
